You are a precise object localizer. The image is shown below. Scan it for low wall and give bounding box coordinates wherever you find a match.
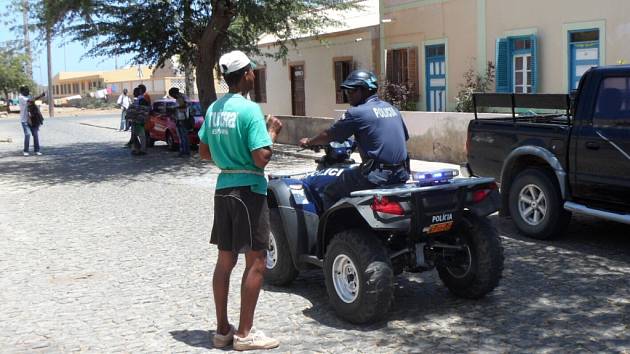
[274,115,336,146]
[273,112,501,164]
[401,111,472,164]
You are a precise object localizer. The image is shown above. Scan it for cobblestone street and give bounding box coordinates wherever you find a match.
[1,115,629,353]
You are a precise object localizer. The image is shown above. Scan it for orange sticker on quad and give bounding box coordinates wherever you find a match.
[427,221,453,234]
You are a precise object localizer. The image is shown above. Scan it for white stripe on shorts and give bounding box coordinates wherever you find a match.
[215,194,253,249]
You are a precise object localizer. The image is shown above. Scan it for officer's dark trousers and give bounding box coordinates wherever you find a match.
[322,165,409,210]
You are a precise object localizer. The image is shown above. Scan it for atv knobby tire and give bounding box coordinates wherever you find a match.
[264,209,299,285]
[323,229,394,324]
[436,214,504,299]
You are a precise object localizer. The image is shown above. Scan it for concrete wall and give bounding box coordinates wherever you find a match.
[255,26,379,118]
[274,111,502,163]
[273,115,336,146]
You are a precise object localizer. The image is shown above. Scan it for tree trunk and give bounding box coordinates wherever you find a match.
[195,0,234,112]
[184,63,195,99]
[195,51,218,112]
[21,0,32,80]
[46,29,54,118]
[4,90,10,114]
[181,0,195,99]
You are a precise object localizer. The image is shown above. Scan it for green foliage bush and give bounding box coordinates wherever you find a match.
[378,80,417,111]
[455,61,495,112]
[67,97,118,109]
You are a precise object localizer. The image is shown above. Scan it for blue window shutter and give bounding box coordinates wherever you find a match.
[530,35,538,93]
[496,38,509,93]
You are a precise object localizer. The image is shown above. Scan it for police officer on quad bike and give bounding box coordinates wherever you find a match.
[299,69,410,210]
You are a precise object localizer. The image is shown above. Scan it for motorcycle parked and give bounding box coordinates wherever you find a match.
[266,141,504,324]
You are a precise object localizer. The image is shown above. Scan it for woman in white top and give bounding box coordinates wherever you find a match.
[18,86,45,156]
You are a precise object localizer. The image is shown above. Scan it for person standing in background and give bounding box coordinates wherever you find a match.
[18,86,45,156]
[138,84,151,105]
[127,86,150,156]
[125,84,151,148]
[117,88,131,131]
[168,87,191,157]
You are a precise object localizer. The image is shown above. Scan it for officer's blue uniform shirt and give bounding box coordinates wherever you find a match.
[327,94,409,164]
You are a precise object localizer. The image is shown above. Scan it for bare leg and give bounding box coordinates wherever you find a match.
[236,249,266,338]
[213,250,237,335]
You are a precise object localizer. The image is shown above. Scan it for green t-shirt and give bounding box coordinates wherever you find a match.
[199,93,272,195]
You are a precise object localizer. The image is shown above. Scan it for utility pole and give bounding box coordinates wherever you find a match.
[46,28,54,118]
[21,0,33,79]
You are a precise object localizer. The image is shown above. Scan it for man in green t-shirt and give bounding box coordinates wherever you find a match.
[199,50,283,351]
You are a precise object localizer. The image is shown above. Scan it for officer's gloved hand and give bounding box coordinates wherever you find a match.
[298,138,310,148]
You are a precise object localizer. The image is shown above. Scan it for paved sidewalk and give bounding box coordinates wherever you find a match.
[1,116,628,353]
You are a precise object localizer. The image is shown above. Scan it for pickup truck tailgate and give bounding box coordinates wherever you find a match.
[468,119,571,181]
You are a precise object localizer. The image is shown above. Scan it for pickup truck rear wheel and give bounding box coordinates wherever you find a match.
[323,229,394,324]
[508,168,571,240]
[264,209,299,285]
[436,214,504,299]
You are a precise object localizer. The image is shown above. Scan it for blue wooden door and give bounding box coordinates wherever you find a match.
[425,44,446,112]
[569,30,599,91]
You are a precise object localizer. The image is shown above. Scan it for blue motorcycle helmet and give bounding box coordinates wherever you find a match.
[340,70,379,91]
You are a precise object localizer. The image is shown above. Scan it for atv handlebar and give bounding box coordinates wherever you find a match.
[298,144,327,153]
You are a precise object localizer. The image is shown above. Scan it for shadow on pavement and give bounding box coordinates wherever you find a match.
[494,214,630,261]
[170,329,221,350]
[264,214,630,351]
[0,140,310,190]
[0,142,212,188]
[263,269,439,332]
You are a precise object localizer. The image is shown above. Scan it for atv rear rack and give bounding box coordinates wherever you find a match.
[350,177,495,197]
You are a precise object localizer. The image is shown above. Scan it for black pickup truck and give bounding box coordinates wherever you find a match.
[465,65,630,240]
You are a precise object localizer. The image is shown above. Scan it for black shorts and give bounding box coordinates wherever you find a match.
[211,187,270,253]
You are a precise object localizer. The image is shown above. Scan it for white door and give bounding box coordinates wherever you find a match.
[513,54,532,93]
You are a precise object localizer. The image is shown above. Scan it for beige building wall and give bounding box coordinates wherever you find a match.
[101,67,154,82]
[485,0,630,93]
[52,67,154,99]
[50,62,208,102]
[382,0,478,111]
[256,27,380,118]
[383,0,630,109]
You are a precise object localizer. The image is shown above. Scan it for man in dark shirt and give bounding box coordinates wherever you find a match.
[299,69,410,210]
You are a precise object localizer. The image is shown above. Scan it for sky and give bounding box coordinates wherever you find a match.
[0,0,135,85]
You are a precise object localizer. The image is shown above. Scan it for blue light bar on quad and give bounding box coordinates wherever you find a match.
[411,169,459,186]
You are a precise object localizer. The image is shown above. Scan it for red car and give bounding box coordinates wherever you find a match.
[145,99,205,150]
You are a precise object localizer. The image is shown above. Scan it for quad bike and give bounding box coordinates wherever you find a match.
[265,141,504,324]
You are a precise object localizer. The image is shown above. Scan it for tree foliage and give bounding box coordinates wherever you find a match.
[58,0,357,110]
[0,46,35,100]
[33,0,95,33]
